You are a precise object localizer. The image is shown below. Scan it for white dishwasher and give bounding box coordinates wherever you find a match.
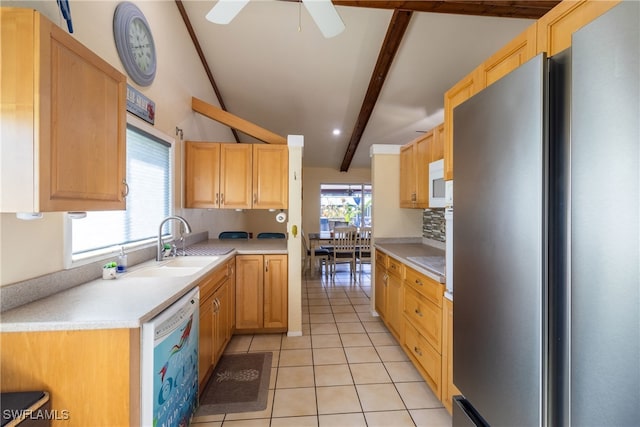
[141,287,199,427]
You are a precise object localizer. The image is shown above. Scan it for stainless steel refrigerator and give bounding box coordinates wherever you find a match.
[452,2,639,426]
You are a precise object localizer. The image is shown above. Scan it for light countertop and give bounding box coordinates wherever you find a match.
[375,241,445,284]
[0,239,286,333]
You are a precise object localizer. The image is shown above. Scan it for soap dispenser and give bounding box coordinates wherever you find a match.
[117,247,128,273]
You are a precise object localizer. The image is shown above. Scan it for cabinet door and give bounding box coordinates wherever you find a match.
[536,0,620,56]
[199,294,215,390]
[253,144,288,209]
[479,24,537,88]
[432,123,445,162]
[228,259,236,332]
[1,9,127,212]
[415,132,431,208]
[212,281,229,364]
[443,67,481,181]
[264,254,288,329]
[185,142,220,208]
[387,271,404,340]
[374,251,388,318]
[235,255,264,330]
[220,143,252,208]
[441,298,460,414]
[399,143,416,207]
[44,21,127,212]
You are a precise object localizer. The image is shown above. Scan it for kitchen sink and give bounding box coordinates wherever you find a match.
[162,256,219,268]
[126,266,202,278]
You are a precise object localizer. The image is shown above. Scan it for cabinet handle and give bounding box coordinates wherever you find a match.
[121,179,129,198]
[415,279,423,286]
[414,346,423,356]
[414,308,423,317]
[253,193,257,204]
[215,193,219,205]
[220,193,224,204]
[214,298,220,313]
[265,259,269,272]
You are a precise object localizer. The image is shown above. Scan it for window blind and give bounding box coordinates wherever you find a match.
[72,125,172,255]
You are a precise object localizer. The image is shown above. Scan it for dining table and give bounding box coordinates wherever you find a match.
[307,231,334,273]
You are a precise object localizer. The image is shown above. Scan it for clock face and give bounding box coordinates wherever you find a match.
[114,2,157,86]
[129,17,153,73]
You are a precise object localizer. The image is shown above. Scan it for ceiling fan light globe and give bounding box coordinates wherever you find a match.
[302,0,345,38]
[206,0,249,24]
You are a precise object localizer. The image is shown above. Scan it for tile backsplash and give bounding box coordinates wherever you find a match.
[423,208,445,242]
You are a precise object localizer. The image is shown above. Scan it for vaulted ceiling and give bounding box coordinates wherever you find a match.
[178,1,559,170]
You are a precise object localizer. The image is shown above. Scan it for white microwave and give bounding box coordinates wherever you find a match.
[428,159,446,208]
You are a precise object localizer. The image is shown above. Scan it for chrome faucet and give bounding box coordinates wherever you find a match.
[157,216,192,261]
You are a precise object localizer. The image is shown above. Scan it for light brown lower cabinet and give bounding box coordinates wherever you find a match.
[373,251,403,341]
[235,254,288,332]
[441,297,461,413]
[0,328,140,427]
[402,266,444,400]
[198,258,235,392]
[404,319,442,397]
[375,251,447,403]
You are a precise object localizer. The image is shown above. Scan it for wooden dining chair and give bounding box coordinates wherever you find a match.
[356,226,372,278]
[328,226,357,279]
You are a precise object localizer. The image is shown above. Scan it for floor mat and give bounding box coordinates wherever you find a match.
[196,352,272,416]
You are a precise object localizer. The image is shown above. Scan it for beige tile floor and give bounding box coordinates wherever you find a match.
[192,264,452,427]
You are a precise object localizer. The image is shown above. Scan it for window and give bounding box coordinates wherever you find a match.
[320,184,371,230]
[71,121,172,259]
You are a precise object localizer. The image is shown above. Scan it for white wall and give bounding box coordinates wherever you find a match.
[370,145,423,238]
[302,166,371,235]
[0,0,236,285]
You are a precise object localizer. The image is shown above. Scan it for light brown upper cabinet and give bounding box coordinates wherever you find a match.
[252,144,288,209]
[400,141,418,208]
[443,69,482,181]
[220,143,252,209]
[479,24,537,89]
[185,142,287,209]
[185,142,221,208]
[1,8,127,213]
[442,0,620,181]
[400,124,444,208]
[537,0,620,56]
[184,142,252,209]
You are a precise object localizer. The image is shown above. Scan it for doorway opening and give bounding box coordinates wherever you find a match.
[319,184,371,231]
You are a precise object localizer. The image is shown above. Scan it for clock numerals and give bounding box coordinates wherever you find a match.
[129,19,152,72]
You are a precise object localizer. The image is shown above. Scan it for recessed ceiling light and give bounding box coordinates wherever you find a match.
[332,129,341,136]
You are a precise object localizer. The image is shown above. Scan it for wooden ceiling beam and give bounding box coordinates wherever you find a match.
[175,0,241,142]
[340,9,413,172]
[329,1,561,19]
[192,97,287,145]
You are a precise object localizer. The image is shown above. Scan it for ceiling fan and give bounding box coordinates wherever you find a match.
[206,0,345,38]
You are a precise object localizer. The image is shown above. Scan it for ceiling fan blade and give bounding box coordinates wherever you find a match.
[206,0,249,24]
[302,0,345,38]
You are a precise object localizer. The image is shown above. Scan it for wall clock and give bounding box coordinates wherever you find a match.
[113,2,157,86]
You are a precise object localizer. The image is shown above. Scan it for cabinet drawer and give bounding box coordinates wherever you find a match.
[200,264,229,299]
[375,250,387,267]
[387,256,403,278]
[404,319,441,398]
[404,286,442,354]
[404,265,443,307]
